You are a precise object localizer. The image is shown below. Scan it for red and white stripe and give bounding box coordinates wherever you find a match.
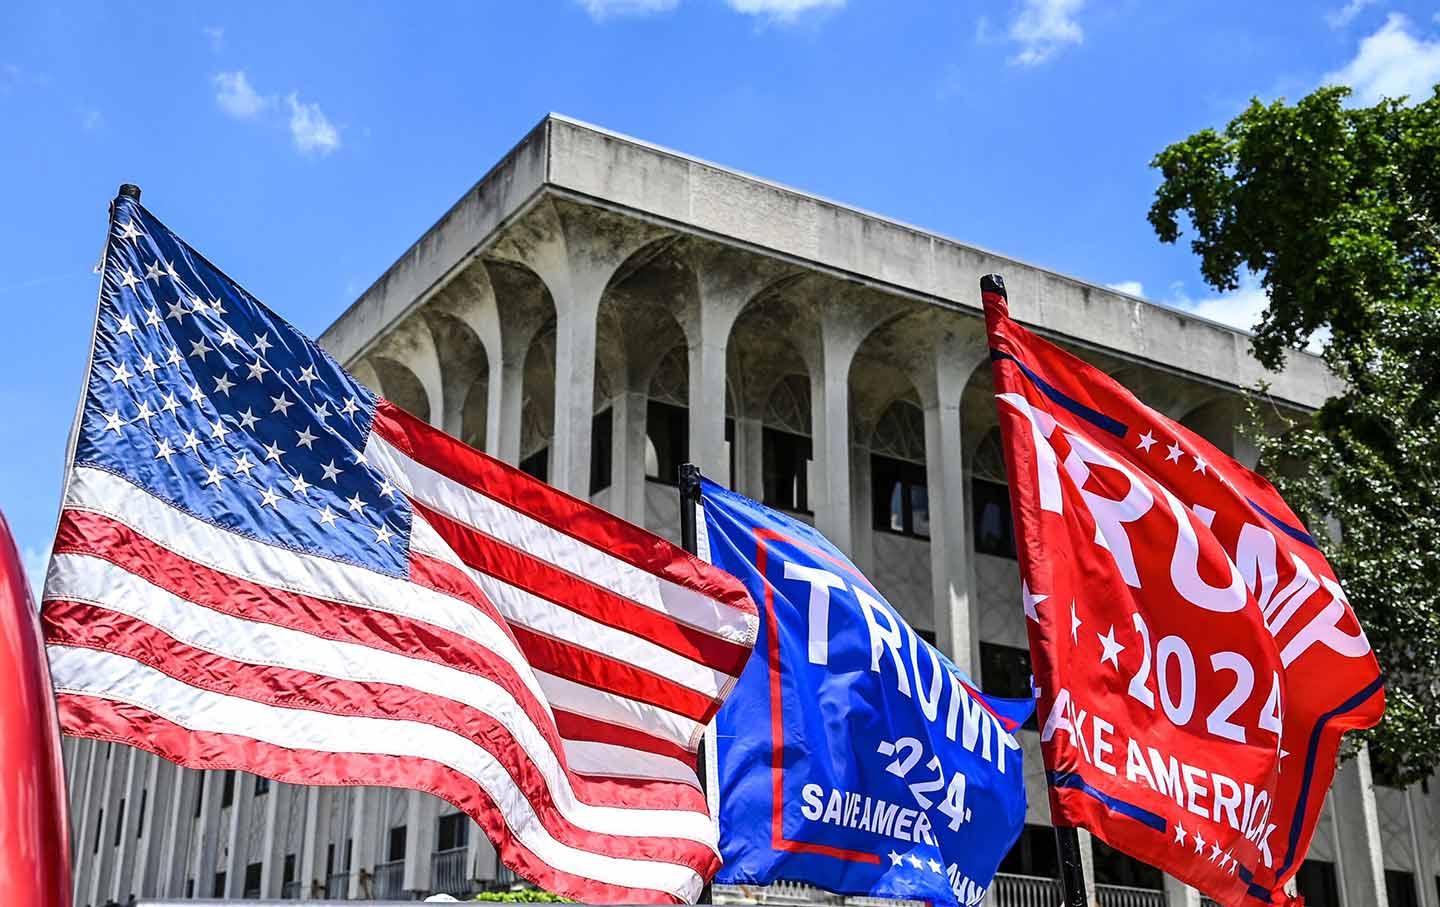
[44,401,758,903]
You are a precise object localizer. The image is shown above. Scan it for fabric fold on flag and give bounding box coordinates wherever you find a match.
[979,274,1382,906]
[41,193,758,904]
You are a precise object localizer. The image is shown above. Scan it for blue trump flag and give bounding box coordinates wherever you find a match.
[700,479,1030,905]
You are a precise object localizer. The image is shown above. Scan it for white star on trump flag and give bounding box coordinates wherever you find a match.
[1097,625,1124,668]
[1022,581,1047,622]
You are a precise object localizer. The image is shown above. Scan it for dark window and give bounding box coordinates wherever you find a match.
[590,408,613,494]
[998,824,1060,879]
[106,742,112,760]
[973,478,1016,559]
[194,776,204,818]
[437,813,469,852]
[136,788,147,839]
[221,769,236,808]
[282,853,296,887]
[871,455,929,539]
[387,824,408,862]
[94,808,104,853]
[981,642,1036,731]
[212,870,227,898]
[254,775,270,796]
[185,879,194,898]
[763,428,811,513]
[645,401,688,485]
[1387,870,1419,907]
[113,797,125,846]
[343,838,353,871]
[325,843,335,876]
[519,447,548,482]
[243,862,262,897]
[1091,837,1163,889]
[1295,860,1340,907]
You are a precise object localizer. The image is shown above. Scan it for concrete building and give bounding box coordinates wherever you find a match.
[63,115,1436,907]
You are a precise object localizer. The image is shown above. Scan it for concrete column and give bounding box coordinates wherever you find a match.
[1164,874,1203,906]
[1077,827,1099,904]
[1407,783,1435,907]
[496,354,526,465]
[159,765,198,896]
[551,292,601,495]
[109,748,144,900]
[298,786,327,900]
[223,772,258,896]
[923,337,987,675]
[469,815,498,885]
[193,771,226,897]
[69,739,101,902]
[686,308,734,483]
[260,782,293,896]
[101,745,139,903]
[736,416,765,501]
[611,390,648,523]
[811,339,855,553]
[135,756,172,898]
[403,791,440,894]
[484,352,505,456]
[86,742,124,907]
[347,787,373,899]
[1331,748,1389,907]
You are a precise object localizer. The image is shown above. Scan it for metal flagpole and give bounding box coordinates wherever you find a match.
[979,273,1091,907]
[676,462,714,904]
[1055,826,1090,906]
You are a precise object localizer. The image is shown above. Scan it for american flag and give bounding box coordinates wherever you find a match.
[41,192,759,903]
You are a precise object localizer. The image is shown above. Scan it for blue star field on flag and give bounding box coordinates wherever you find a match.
[77,194,413,577]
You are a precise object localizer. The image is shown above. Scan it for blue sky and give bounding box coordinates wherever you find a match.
[3,0,1439,588]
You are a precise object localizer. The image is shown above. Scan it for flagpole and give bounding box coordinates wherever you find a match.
[1055,826,1089,906]
[979,273,1091,907]
[677,462,714,905]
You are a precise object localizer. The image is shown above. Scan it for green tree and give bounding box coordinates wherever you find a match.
[1148,84,1440,784]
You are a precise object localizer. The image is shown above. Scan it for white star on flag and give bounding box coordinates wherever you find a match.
[1165,441,1184,463]
[1022,580,1047,622]
[1097,624,1124,668]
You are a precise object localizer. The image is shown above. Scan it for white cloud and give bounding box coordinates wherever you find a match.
[214,70,267,119]
[1008,0,1085,67]
[1326,0,1376,29]
[1169,275,1270,334]
[577,0,678,19]
[1321,14,1440,105]
[1107,280,1145,297]
[203,25,225,52]
[726,0,845,23]
[286,93,340,156]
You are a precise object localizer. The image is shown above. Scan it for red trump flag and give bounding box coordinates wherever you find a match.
[980,274,1383,906]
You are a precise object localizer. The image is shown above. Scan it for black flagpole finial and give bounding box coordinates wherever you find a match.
[117,184,142,201]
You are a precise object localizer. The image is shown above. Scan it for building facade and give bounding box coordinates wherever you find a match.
[64,116,1437,907]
